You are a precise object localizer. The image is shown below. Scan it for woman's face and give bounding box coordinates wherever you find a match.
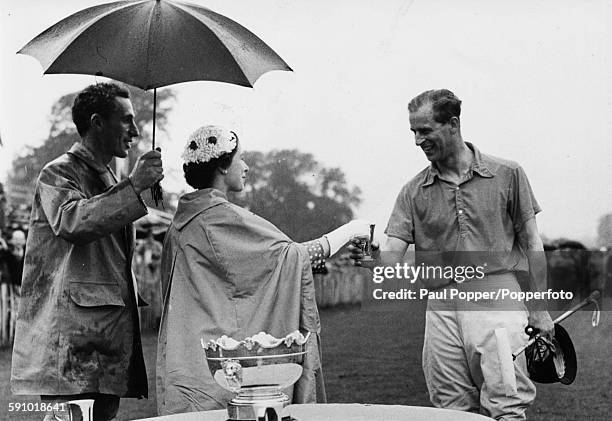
[224,143,249,192]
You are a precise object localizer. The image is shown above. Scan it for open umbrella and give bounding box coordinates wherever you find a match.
[18,0,292,204]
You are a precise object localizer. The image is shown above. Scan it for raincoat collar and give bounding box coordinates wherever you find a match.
[67,143,118,187]
[67,143,113,174]
[173,188,228,230]
[422,142,494,187]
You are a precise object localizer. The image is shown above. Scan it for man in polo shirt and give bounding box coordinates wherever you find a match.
[352,89,554,420]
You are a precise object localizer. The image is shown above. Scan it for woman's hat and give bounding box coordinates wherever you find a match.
[182,125,238,164]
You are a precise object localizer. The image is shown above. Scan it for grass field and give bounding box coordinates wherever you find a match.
[1,299,611,420]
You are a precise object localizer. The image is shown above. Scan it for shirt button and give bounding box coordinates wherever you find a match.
[458,210,463,214]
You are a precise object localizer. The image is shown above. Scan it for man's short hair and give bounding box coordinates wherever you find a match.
[72,83,131,137]
[408,89,462,124]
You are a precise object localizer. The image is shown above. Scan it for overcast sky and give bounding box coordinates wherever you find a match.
[1,0,610,243]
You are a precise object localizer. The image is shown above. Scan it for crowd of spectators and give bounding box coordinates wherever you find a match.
[134,227,164,330]
[0,226,26,345]
[0,227,26,287]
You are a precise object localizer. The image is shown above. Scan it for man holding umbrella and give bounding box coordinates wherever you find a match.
[11,83,163,421]
[13,1,295,418]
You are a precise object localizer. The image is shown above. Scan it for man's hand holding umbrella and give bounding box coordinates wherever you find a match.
[128,148,164,195]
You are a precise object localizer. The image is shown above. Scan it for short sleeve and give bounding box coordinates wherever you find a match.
[508,166,542,232]
[385,184,415,244]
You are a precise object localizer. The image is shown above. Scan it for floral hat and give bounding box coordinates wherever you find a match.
[181,125,238,164]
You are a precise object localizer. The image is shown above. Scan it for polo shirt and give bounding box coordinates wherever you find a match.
[385,142,541,276]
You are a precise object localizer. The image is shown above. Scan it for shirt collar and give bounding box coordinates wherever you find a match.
[422,142,494,187]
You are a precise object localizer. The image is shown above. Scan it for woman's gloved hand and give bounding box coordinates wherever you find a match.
[324,219,373,256]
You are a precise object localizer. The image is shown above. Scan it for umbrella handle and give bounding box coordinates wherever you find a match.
[150,88,163,207]
[152,88,157,149]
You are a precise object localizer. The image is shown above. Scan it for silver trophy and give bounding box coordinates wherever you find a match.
[202,331,309,421]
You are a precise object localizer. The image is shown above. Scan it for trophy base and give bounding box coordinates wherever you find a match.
[226,416,296,421]
[226,386,297,421]
[226,417,297,421]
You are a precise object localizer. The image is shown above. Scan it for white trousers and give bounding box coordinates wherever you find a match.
[422,277,537,420]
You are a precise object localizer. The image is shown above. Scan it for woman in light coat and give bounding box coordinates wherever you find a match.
[157,125,369,414]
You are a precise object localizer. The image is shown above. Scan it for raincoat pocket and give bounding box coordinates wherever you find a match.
[69,282,126,307]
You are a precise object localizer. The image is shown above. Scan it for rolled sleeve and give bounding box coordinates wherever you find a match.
[385,184,415,244]
[508,166,541,232]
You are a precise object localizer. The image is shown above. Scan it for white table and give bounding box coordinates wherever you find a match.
[135,403,493,420]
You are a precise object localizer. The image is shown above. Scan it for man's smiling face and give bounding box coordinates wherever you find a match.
[409,103,455,163]
[98,96,139,159]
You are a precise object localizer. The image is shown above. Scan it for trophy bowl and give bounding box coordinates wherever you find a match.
[202,331,310,421]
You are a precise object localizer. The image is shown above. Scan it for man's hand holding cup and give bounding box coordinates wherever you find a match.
[348,234,379,268]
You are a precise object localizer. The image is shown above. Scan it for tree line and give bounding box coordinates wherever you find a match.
[5,88,361,242]
[5,88,612,246]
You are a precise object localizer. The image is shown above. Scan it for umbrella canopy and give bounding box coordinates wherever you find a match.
[18,0,292,90]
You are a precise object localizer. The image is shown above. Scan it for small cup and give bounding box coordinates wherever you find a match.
[353,224,375,262]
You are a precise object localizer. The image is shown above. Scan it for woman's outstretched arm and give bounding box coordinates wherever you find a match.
[301,219,372,273]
